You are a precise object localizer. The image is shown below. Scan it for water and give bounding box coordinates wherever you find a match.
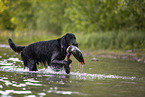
[0,45,145,97]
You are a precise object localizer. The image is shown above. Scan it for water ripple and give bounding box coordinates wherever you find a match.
[0,44,10,48]
[0,90,31,96]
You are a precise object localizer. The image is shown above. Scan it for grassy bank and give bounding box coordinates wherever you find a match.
[76,31,145,51]
[0,30,145,51]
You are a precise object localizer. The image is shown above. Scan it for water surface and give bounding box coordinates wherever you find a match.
[0,45,145,97]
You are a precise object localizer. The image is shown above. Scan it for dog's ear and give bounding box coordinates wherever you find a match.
[60,35,67,51]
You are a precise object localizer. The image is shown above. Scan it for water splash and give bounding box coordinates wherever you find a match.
[0,57,22,66]
[7,57,22,62]
[0,57,136,80]
[70,72,136,80]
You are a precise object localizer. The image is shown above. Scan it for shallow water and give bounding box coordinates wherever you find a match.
[0,45,145,97]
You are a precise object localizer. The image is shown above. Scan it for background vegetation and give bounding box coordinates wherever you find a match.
[0,0,144,51]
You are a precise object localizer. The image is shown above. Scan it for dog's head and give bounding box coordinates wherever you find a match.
[60,33,78,50]
[65,33,78,47]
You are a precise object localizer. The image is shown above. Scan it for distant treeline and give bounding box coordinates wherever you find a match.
[0,0,144,34]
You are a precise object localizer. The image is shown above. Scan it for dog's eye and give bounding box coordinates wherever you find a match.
[70,36,73,39]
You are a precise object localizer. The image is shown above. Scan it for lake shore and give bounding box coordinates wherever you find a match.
[83,50,145,64]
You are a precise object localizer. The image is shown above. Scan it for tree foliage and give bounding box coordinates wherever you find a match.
[0,0,144,34]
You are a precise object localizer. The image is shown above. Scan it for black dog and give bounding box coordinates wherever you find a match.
[8,33,78,74]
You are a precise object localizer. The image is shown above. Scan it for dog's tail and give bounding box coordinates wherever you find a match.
[8,38,25,53]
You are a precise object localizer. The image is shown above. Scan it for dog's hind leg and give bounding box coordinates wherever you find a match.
[21,52,37,71]
[21,52,28,70]
[23,59,37,71]
[28,61,37,71]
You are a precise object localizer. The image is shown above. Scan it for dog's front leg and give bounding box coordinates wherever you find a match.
[51,53,71,65]
[51,59,68,65]
[51,53,72,74]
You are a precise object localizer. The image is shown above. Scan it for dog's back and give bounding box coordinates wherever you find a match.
[22,40,59,66]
